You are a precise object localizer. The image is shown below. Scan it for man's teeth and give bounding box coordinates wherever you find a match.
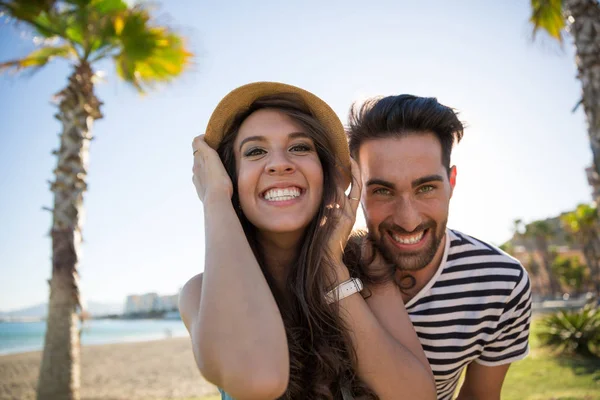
[392,230,425,244]
[264,187,301,202]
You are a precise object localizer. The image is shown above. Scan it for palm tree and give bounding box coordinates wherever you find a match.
[0,1,192,399]
[530,0,600,208]
[561,203,600,294]
[524,220,562,296]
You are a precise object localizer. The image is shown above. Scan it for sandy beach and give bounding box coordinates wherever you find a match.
[0,337,218,400]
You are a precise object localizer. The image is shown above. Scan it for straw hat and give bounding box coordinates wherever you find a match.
[205,81,351,187]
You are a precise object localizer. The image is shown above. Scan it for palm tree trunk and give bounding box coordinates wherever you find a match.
[37,62,102,400]
[564,0,600,209]
[536,237,561,296]
[589,235,600,295]
[581,241,596,291]
[541,253,560,296]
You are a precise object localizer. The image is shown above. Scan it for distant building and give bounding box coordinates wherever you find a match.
[155,294,179,312]
[124,291,180,314]
[124,293,158,314]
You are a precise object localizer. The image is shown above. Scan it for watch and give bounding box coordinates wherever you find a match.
[325,277,364,304]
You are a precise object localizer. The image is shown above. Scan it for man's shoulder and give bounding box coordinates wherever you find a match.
[447,228,524,268]
[443,228,530,290]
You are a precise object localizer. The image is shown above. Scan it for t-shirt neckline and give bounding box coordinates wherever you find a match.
[405,228,452,309]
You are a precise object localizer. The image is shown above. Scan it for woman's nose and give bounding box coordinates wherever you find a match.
[266,152,295,175]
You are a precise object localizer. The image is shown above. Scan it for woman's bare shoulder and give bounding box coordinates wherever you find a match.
[178,273,203,332]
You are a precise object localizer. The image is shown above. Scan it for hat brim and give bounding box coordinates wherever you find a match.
[205,82,351,188]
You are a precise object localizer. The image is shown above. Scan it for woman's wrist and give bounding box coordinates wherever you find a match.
[203,191,233,209]
[330,259,351,284]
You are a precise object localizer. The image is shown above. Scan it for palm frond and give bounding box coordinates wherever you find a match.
[530,0,566,41]
[2,0,192,88]
[0,1,63,38]
[113,8,192,92]
[0,44,77,72]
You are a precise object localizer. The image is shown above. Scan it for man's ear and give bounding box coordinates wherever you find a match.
[449,166,457,197]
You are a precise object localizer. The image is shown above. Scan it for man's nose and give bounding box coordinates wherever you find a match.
[392,197,422,233]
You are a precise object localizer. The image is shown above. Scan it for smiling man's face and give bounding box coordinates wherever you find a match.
[358,132,456,271]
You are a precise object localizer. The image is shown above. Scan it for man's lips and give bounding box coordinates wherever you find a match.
[387,228,429,250]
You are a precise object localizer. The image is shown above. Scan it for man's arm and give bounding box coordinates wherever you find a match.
[455,363,510,400]
[456,262,532,400]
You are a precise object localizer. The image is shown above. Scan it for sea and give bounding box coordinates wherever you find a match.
[0,319,188,356]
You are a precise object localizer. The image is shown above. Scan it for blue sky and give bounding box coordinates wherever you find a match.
[0,0,591,311]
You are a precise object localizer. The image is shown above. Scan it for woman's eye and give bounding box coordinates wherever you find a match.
[418,185,434,194]
[244,147,266,157]
[373,188,391,196]
[289,143,312,152]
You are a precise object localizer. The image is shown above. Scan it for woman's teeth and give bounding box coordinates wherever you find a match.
[392,230,425,244]
[263,187,301,202]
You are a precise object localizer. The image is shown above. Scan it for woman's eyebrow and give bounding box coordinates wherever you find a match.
[238,135,265,151]
[239,132,310,151]
[288,132,309,139]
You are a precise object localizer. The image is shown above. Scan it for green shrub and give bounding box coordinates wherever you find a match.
[537,302,600,358]
[551,255,588,294]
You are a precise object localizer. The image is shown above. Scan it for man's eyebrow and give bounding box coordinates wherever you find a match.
[238,132,309,151]
[412,174,444,188]
[365,179,395,189]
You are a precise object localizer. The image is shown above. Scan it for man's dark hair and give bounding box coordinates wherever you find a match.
[347,95,464,172]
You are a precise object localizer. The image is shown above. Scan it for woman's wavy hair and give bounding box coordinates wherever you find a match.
[217,93,377,399]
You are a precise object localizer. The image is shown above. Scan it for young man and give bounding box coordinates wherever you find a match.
[344,95,532,400]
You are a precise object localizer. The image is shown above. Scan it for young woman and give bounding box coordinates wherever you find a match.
[179,82,435,400]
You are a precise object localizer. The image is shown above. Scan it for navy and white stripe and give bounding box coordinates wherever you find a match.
[406,229,532,400]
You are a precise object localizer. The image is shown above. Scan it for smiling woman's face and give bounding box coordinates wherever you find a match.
[233,108,324,236]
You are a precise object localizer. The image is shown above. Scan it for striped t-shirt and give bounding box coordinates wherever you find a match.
[406,229,532,399]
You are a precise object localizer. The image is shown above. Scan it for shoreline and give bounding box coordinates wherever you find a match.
[0,318,188,357]
[0,337,217,400]
[0,331,189,357]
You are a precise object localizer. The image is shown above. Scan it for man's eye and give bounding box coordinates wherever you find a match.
[418,185,434,194]
[290,143,312,152]
[373,188,391,195]
[244,147,266,157]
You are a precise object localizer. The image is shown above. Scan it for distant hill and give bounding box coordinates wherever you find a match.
[0,301,123,318]
[0,303,48,318]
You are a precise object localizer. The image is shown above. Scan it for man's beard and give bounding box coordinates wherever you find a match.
[368,218,447,272]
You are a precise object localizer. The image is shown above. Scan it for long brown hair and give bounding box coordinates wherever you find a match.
[217,94,377,399]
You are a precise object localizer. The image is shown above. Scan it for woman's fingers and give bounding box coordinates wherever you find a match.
[346,158,362,213]
[192,134,211,161]
[192,134,206,151]
[190,134,233,202]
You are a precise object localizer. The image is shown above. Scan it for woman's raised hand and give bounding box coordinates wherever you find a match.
[327,158,363,269]
[192,135,233,204]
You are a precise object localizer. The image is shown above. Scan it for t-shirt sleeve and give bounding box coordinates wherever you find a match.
[477,266,532,366]
[218,387,235,400]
